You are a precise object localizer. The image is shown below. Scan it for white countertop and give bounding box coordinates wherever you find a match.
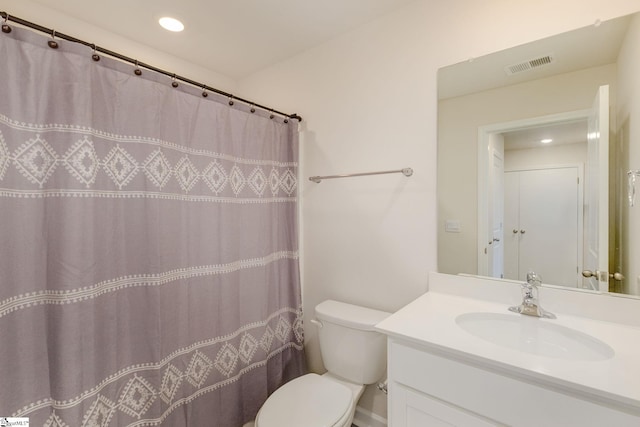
[376,288,640,412]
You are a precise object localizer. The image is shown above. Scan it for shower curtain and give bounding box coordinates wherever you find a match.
[0,26,305,427]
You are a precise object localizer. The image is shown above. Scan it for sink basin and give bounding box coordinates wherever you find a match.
[456,312,614,361]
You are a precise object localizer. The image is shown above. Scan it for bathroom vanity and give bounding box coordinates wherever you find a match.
[376,272,640,427]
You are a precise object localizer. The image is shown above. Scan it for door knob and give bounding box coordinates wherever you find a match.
[610,272,625,281]
[582,270,609,281]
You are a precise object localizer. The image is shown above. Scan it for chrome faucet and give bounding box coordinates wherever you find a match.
[508,271,556,319]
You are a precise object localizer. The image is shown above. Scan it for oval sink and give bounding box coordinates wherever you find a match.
[456,312,614,361]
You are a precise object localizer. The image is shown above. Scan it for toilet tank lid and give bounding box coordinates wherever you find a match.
[315,300,391,331]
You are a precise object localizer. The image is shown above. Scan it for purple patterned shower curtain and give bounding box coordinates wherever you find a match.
[0,26,305,427]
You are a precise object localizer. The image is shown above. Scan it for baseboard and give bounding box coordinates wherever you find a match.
[352,406,388,427]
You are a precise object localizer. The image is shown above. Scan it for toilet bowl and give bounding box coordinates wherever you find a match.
[255,300,391,427]
[254,373,360,427]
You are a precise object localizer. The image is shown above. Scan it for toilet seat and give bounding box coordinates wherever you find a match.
[255,373,353,427]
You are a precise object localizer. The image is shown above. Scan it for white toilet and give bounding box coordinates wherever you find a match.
[255,300,391,427]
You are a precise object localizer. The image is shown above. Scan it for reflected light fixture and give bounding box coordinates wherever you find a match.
[540,138,553,144]
[159,17,184,32]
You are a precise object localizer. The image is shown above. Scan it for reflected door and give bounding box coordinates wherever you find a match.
[504,167,580,286]
[584,85,609,292]
[504,173,519,281]
[488,148,504,278]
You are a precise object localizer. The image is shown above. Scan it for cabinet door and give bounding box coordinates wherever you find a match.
[392,383,499,427]
[389,341,640,427]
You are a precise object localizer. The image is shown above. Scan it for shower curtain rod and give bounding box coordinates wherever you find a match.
[0,11,302,122]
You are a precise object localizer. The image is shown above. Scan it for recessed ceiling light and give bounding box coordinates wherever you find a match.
[159,17,184,32]
[540,138,553,144]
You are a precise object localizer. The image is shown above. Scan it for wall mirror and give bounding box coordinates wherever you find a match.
[437,12,640,296]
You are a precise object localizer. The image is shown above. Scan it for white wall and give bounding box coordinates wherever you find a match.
[237,0,640,421]
[617,13,640,295]
[505,143,587,172]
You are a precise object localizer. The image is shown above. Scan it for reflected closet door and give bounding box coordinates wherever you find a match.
[505,167,580,286]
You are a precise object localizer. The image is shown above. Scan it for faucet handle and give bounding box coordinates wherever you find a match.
[510,271,556,319]
[526,271,542,287]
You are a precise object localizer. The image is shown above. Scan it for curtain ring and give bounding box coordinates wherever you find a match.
[1,14,11,34]
[91,44,100,61]
[171,74,179,88]
[284,116,289,124]
[250,104,256,113]
[228,96,234,106]
[48,29,59,49]
[269,109,275,120]
[202,85,208,98]
[134,60,142,76]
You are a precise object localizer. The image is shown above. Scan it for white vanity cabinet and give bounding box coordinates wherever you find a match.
[377,273,640,427]
[387,339,640,427]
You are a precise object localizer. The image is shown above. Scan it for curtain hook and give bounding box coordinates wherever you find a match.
[171,74,179,88]
[134,60,142,76]
[202,85,208,98]
[284,116,289,124]
[250,103,256,113]
[269,109,275,120]
[91,44,100,61]
[48,29,59,49]
[1,14,11,33]
[228,96,234,106]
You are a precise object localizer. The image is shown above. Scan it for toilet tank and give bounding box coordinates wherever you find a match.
[315,300,391,385]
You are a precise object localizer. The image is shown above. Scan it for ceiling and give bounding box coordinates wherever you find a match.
[438,13,631,100]
[503,120,587,151]
[24,0,417,79]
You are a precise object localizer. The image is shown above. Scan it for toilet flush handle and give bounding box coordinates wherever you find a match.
[309,318,323,328]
